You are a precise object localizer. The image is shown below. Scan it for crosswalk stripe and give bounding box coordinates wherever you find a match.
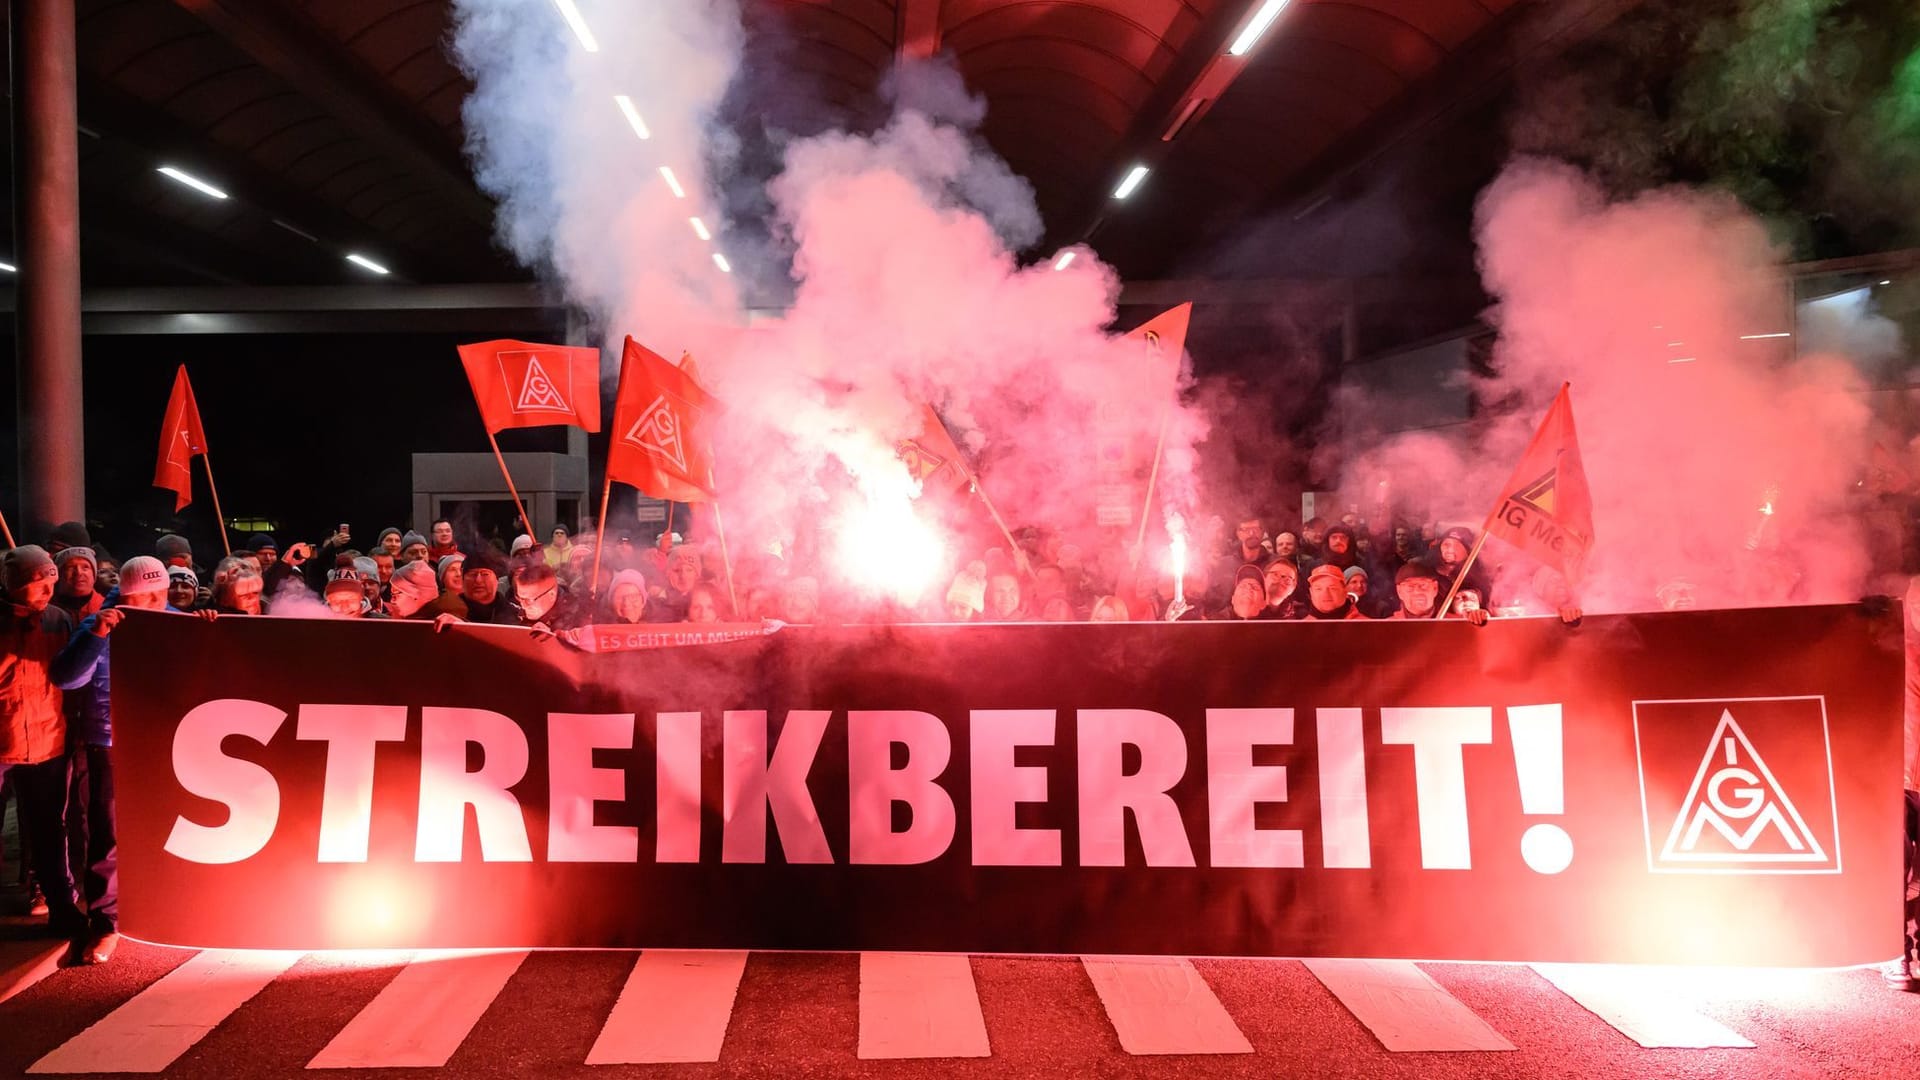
[27,948,303,1074]
[0,939,65,1005]
[1303,959,1515,1052]
[1531,964,1755,1048]
[586,950,749,1064]
[1080,956,1253,1055]
[306,949,528,1069]
[858,952,991,1059]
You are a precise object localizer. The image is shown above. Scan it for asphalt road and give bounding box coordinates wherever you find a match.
[4,929,1920,1079]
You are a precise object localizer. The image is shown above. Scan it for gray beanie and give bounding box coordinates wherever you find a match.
[4,545,56,592]
[54,546,97,573]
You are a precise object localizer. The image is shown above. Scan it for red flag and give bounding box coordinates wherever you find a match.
[153,365,208,512]
[1486,383,1596,582]
[456,339,601,434]
[1125,301,1191,369]
[607,337,718,502]
[898,404,973,497]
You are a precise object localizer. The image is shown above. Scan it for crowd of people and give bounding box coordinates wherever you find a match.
[0,502,1575,967]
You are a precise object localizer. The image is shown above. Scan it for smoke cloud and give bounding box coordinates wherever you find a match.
[449,0,1204,612]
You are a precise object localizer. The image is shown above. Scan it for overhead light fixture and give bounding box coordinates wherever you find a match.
[1881,279,1894,286]
[613,95,650,140]
[1228,0,1291,57]
[1113,165,1150,200]
[0,261,16,273]
[551,0,599,52]
[713,252,732,274]
[345,253,389,275]
[1053,251,1077,271]
[1739,332,1792,340]
[690,217,712,241]
[660,166,686,199]
[272,218,318,243]
[157,166,228,200]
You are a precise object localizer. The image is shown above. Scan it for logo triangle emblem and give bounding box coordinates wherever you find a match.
[1659,710,1827,863]
[514,353,572,414]
[1514,468,1558,516]
[898,438,945,484]
[625,395,687,472]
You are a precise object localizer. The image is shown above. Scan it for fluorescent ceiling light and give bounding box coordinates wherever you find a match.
[1228,0,1290,57]
[1881,279,1894,286]
[660,166,686,199]
[613,95,650,140]
[157,166,228,200]
[713,252,732,274]
[1113,165,1150,200]
[345,253,389,275]
[0,261,16,273]
[690,217,712,241]
[551,0,599,52]
[1053,251,1077,271]
[1739,332,1792,340]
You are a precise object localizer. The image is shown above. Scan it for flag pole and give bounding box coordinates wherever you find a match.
[665,501,675,547]
[926,409,1028,576]
[1128,409,1171,579]
[198,441,233,558]
[1436,526,1489,618]
[710,496,740,615]
[590,470,614,598]
[0,508,16,549]
[485,430,538,543]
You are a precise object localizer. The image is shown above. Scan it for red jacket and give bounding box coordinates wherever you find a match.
[0,605,73,764]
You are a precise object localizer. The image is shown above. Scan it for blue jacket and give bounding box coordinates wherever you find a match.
[50,591,182,747]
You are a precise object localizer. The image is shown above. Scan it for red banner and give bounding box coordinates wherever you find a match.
[153,365,208,512]
[112,605,1900,964]
[607,336,718,502]
[1486,383,1596,582]
[456,339,602,434]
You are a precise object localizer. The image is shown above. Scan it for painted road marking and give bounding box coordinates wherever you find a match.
[1532,964,1755,1048]
[28,949,302,1074]
[586,950,750,1064]
[1081,956,1253,1055]
[307,949,527,1069]
[1304,959,1515,1052]
[859,952,991,1059]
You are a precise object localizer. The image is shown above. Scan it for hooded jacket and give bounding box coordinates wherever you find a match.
[0,603,74,764]
[50,591,185,746]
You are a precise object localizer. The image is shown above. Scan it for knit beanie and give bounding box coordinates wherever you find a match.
[377,527,402,545]
[55,546,97,573]
[49,521,91,550]
[436,553,465,585]
[510,534,534,555]
[399,530,428,551]
[118,556,169,596]
[390,560,439,607]
[168,565,199,590]
[324,570,364,597]
[351,556,380,581]
[157,534,192,562]
[4,545,56,592]
[246,533,277,553]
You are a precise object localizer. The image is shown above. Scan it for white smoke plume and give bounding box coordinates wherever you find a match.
[1342,157,1882,613]
[450,0,1203,611]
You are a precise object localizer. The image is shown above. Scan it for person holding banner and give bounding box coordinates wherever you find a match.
[48,556,175,965]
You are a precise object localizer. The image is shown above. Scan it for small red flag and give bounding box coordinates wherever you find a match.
[153,365,208,512]
[456,339,601,434]
[1486,383,1596,582]
[898,405,973,497]
[607,337,718,502]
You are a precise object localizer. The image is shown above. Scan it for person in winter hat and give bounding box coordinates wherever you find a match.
[47,521,91,554]
[0,546,82,939]
[376,527,403,557]
[1304,563,1369,620]
[156,534,193,569]
[387,560,440,620]
[47,555,172,964]
[167,565,201,612]
[53,547,102,622]
[246,534,278,574]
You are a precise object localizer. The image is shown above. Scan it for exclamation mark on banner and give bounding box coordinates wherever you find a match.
[1507,704,1573,874]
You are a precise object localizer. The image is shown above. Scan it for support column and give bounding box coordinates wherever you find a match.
[11,0,86,538]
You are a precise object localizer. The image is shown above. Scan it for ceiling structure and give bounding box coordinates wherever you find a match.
[21,0,1643,291]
